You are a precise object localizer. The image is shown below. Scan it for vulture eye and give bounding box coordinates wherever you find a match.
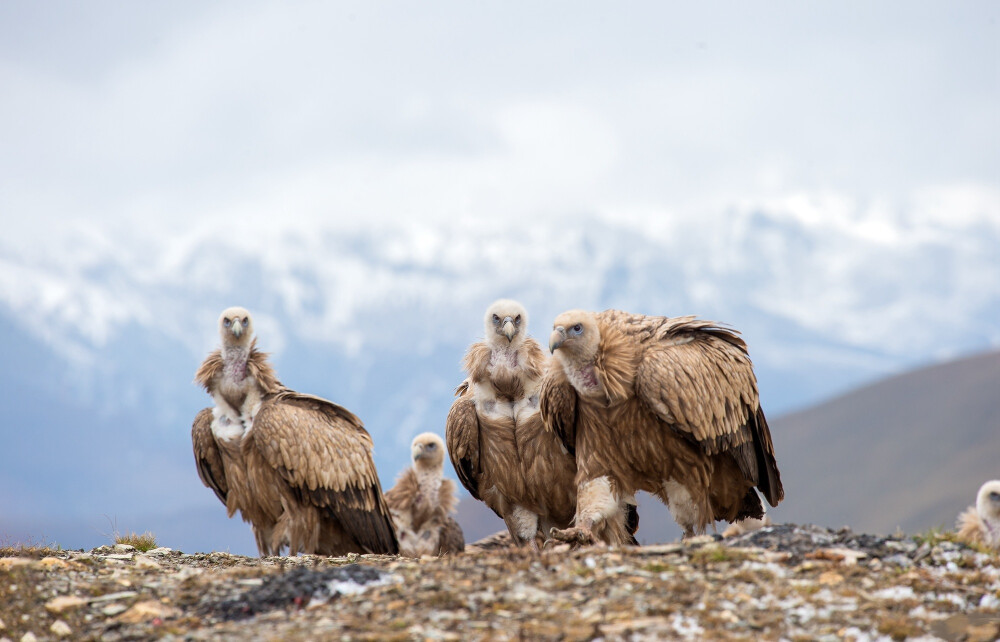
[223,318,231,327]
[241,318,249,327]
[990,491,1000,502]
[514,315,521,325]
[426,443,436,450]
[492,314,500,324]
[571,324,583,335]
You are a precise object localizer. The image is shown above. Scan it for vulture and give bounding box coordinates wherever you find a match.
[445,300,589,549]
[541,309,783,545]
[956,480,1000,551]
[385,432,465,557]
[191,306,399,557]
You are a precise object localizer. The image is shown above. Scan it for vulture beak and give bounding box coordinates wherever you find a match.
[502,316,516,342]
[549,326,566,353]
[412,444,425,461]
[231,321,243,338]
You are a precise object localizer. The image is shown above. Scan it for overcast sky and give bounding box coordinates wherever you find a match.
[1,1,997,242]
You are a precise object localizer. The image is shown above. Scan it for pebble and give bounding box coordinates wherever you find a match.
[102,604,128,617]
[134,556,162,570]
[116,601,181,624]
[19,634,37,642]
[49,621,72,638]
[44,596,87,613]
[37,557,69,570]
[113,544,136,552]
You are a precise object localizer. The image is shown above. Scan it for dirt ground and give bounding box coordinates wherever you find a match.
[1,524,998,641]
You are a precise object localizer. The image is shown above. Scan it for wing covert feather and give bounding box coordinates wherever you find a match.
[250,391,398,554]
[538,366,578,456]
[445,395,483,500]
[191,407,228,505]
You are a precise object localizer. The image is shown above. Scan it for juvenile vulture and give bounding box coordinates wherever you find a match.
[541,309,783,545]
[955,480,1000,551]
[445,300,587,548]
[192,306,399,557]
[385,433,465,557]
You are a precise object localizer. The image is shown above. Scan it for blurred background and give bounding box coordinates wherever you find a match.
[1,1,997,555]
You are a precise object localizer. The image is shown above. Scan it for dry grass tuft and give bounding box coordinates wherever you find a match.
[115,531,158,552]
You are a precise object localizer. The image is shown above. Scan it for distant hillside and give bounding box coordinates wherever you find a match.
[771,349,1000,534]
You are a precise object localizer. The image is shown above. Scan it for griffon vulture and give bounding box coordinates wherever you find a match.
[385,432,465,557]
[445,299,584,549]
[541,309,783,545]
[956,480,1000,551]
[192,306,399,556]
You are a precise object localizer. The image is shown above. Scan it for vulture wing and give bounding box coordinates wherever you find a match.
[445,391,484,501]
[191,407,228,505]
[538,365,579,457]
[249,390,399,554]
[635,321,783,506]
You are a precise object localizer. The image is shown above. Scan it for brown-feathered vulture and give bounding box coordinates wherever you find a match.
[385,432,465,557]
[446,300,636,549]
[191,306,399,557]
[955,480,1000,551]
[541,309,783,544]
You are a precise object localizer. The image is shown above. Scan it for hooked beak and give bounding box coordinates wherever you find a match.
[231,321,243,338]
[412,444,425,461]
[502,316,516,342]
[549,326,566,353]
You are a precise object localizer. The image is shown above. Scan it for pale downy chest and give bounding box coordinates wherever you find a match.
[214,348,263,424]
[412,468,443,529]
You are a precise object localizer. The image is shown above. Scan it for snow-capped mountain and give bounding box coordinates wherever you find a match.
[1,187,997,554]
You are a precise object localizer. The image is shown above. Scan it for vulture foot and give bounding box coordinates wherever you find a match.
[549,526,594,546]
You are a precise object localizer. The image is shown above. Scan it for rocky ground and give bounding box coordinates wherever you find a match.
[1,524,998,641]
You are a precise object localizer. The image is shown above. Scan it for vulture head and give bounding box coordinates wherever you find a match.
[410,432,446,470]
[218,306,254,349]
[484,299,528,348]
[549,310,601,366]
[977,480,1000,529]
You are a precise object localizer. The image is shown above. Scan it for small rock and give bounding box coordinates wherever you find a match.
[45,596,88,613]
[0,558,33,570]
[116,600,180,624]
[104,554,134,561]
[0,616,4,630]
[38,557,69,569]
[89,590,138,604]
[133,556,161,570]
[49,621,71,638]
[101,604,128,617]
[818,571,843,585]
[146,547,174,556]
[113,544,136,552]
[20,634,37,642]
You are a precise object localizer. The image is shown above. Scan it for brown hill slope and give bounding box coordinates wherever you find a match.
[771,349,1000,534]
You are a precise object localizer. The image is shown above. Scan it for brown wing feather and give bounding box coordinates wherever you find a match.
[438,478,459,515]
[437,516,465,555]
[462,342,492,385]
[385,467,420,514]
[632,317,783,506]
[245,340,283,394]
[249,391,399,554]
[194,350,223,392]
[191,407,228,505]
[538,365,578,456]
[445,394,484,500]
[521,338,548,385]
